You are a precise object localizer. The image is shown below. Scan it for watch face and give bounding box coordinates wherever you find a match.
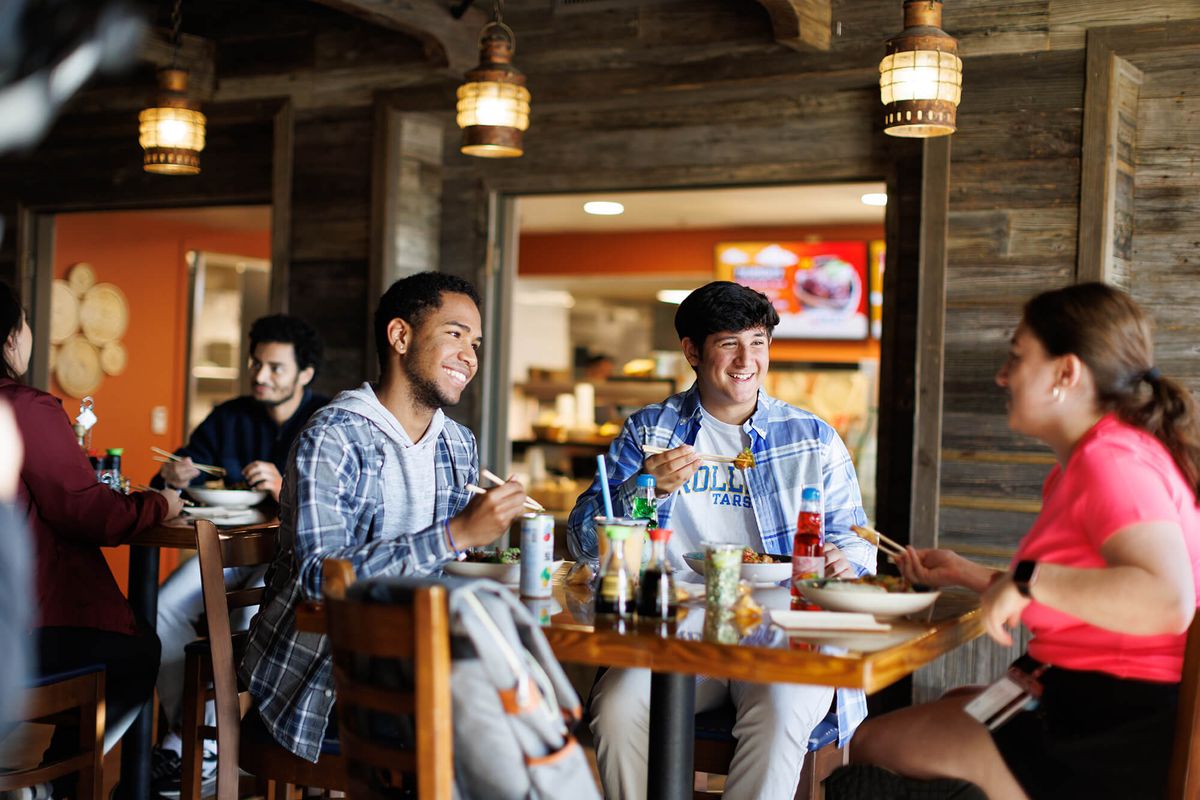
[1014,560,1036,583]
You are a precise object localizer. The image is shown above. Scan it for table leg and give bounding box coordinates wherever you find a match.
[123,544,160,800]
[647,671,695,800]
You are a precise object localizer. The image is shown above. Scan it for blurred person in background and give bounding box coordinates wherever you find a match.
[149,314,327,796]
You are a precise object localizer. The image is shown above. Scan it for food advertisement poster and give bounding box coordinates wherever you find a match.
[715,241,869,340]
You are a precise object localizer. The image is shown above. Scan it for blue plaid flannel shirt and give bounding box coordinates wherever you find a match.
[239,405,477,762]
[567,384,875,745]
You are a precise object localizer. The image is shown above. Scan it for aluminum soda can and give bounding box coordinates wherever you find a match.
[519,513,555,598]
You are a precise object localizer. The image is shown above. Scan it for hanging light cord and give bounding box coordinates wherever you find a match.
[169,0,182,69]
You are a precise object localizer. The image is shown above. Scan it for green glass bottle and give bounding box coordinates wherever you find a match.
[632,473,658,531]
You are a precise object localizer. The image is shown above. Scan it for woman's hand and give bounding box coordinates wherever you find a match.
[157,488,186,520]
[894,546,991,591]
[981,574,1030,647]
[643,445,701,496]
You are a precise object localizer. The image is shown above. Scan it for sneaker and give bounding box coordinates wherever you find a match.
[824,764,988,800]
[150,746,182,799]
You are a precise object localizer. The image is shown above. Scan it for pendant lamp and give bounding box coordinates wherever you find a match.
[456,1,530,158]
[139,0,206,174]
[879,0,962,137]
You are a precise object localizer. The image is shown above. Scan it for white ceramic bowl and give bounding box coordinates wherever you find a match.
[796,579,939,618]
[185,487,270,508]
[443,559,564,585]
[682,551,792,585]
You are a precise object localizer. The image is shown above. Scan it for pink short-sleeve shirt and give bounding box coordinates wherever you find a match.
[1014,414,1200,683]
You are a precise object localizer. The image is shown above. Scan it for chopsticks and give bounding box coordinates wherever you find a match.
[471,468,547,513]
[852,524,905,558]
[150,446,226,477]
[642,444,740,465]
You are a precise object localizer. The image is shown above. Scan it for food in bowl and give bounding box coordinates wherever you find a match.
[464,547,521,564]
[740,548,788,564]
[817,575,913,593]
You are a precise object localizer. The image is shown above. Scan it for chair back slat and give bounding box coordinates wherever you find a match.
[194,518,281,799]
[227,586,265,611]
[1167,613,1200,798]
[323,560,453,800]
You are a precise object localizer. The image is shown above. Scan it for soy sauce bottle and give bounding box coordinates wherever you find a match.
[595,525,634,618]
[637,527,677,621]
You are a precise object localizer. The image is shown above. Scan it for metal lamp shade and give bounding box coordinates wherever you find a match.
[139,69,206,174]
[880,0,962,138]
[456,21,531,158]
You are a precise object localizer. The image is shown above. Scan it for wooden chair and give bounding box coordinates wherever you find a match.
[1167,613,1200,798]
[322,558,454,800]
[181,519,345,800]
[0,666,105,800]
[692,705,845,800]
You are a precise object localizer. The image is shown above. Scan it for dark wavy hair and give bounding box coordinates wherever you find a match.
[374,271,481,374]
[0,281,25,382]
[674,281,780,349]
[1023,282,1200,498]
[249,314,324,379]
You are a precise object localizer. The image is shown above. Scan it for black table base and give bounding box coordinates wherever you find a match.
[123,544,160,800]
[648,671,696,800]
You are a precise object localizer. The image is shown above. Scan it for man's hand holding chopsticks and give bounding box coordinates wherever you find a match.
[642,444,701,496]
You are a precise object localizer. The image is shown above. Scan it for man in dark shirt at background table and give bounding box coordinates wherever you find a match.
[149,314,328,796]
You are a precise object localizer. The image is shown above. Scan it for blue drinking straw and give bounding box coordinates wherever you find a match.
[596,454,615,518]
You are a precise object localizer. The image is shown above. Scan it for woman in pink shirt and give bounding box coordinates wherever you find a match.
[841,284,1200,800]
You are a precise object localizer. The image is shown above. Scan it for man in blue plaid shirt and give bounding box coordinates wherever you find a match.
[240,272,528,762]
[570,281,875,800]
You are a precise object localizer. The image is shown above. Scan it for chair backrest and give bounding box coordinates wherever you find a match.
[1168,612,1200,798]
[0,666,105,800]
[322,559,454,800]
[194,518,280,799]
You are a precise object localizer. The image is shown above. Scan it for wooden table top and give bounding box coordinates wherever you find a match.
[295,562,982,695]
[539,579,982,693]
[128,511,275,549]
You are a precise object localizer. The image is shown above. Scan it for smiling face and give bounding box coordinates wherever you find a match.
[399,291,482,410]
[249,341,313,408]
[683,326,770,424]
[995,323,1062,438]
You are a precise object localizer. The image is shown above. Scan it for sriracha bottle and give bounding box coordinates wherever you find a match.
[790,487,824,610]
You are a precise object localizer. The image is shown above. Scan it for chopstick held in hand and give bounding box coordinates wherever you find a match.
[479,468,547,512]
[852,524,905,558]
[150,446,227,477]
[464,483,544,512]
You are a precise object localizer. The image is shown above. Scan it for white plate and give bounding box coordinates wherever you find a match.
[443,559,565,585]
[182,506,267,526]
[770,609,892,632]
[797,579,940,618]
[185,487,270,508]
[682,551,792,584]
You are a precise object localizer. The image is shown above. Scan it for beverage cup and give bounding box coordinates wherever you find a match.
[594,516,648,575]
[704,543,742,611]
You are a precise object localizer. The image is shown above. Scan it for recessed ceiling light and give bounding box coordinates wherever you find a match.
[656,289,692,305]
[583,201,624,216]
[860,192,888,207]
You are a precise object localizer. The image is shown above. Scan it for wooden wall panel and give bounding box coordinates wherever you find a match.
[287,107,374,395]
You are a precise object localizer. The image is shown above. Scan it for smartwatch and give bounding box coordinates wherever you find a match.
[1012,560,1039,598]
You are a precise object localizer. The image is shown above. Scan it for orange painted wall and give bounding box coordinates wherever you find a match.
[519,224,885,363]
[52,211,270,591]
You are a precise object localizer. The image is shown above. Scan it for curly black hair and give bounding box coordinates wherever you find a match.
[0,281,25,382]
[673,281,779,348]
[249,314,324,378]
[374,271,481,373]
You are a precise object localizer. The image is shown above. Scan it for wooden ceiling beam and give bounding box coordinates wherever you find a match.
[310,0,485,75]
[753,0,832,51]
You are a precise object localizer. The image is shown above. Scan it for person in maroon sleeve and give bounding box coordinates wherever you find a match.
[0,281,185,772]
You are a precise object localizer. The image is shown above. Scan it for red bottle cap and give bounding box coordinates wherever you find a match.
[648,528,672,542]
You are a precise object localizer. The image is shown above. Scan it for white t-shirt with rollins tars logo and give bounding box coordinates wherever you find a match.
[664,405,763,575]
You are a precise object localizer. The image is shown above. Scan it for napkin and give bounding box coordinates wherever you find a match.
[769,610,892,632]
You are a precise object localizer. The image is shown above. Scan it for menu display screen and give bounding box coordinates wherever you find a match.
[715,241,870,340]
